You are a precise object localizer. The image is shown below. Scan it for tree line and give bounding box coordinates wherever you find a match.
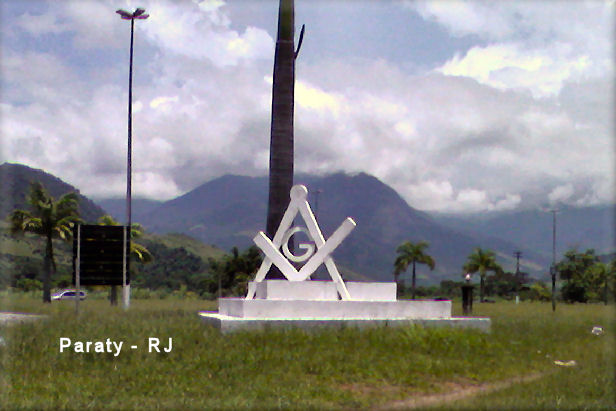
[393,240,615,303]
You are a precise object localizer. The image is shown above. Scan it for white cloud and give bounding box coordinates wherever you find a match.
[139,0,273,66]
[411,1,613,98]
[493,194,521,211]
[1,51,79,103]
[404,180,454,211]
[296,81,344,117]
[196,0,226,14]
[63,0,128,49]
[411,0,513,39]
[1,1,613,214]
[14,12,68,36]
[410,0,614,52]
[456,189,488,209]
[133,171,181,199]
[401,181,521,213]
[292,59,613,212]
[439,43,590,98]
[149,96,178,110]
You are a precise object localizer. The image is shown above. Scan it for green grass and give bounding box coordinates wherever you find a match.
[1,297,614,410]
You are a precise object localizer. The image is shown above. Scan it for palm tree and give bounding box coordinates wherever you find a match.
[463,248,503,302]
[97,215,152,262]
[9,182,82,302]
[394,241,435,299]
[98,215,152,304]
[265,0,296,279]
[210,246,263,297]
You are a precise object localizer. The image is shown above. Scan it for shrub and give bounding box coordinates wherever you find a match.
[528,282,551,302]
[15,278,43,292]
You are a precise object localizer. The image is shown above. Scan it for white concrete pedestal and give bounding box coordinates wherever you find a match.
[199,280,490,333]
[247,280,396,301]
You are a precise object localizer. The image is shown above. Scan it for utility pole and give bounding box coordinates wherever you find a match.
[549,209,558,312]
[514,251,522,303]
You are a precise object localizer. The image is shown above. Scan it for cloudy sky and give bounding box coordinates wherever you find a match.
[1,0,614,214]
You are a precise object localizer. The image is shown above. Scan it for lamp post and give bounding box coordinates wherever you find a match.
[514,250,522,304]
[115,7,149,307]
[116,7,149,231]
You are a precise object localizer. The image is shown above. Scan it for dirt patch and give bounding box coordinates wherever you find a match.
[375,372,546,410]
[341,382,408,399]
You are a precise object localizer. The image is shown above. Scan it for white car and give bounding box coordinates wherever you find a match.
[51,289,87,301]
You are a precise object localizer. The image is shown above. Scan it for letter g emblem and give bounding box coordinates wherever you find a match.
[281,227,315,263]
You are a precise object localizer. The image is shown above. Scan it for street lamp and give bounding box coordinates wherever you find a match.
[116,7,149,231]
[116,7,149,307]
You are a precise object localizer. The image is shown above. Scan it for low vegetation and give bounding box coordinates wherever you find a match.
[557,248,615,303]
[1,297,613,409]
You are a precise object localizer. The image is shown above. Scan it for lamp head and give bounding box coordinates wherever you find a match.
[116,8,149,20]
[116,9,133,19]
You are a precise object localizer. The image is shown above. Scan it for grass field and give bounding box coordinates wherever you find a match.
[1,295,614,410]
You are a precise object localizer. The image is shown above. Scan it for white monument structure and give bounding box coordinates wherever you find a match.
[200,185,490,332]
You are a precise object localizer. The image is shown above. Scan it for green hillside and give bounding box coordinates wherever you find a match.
[142,232,225,261]
[0,162,236,295]
[0,163,105,223]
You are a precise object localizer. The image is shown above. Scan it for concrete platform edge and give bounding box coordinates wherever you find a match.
[198,312,491,333]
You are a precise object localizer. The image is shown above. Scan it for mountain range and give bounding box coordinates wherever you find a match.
[433,205,615,261]
[96,172,549,282]
[3,162,614,284]
[0,163,105,223]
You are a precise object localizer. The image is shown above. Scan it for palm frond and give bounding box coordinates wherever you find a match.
[98,215,145,239]
[9,209,31,235]
[98,215,119,226]
[56,194,80,219]
[23,217,44,234]
[130,223,145,239]
[27,182,49,211]
[421,254,436,270]
[54,222,75,241]
[56,215,83,227]
[131,242,153,263]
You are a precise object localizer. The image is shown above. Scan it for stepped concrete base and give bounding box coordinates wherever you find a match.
[201,282,490,333]
[219,298,451,319]
[199,312,491,333]
[248,280,396,301]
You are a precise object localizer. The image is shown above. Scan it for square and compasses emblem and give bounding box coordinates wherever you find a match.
[247,185,355,300]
